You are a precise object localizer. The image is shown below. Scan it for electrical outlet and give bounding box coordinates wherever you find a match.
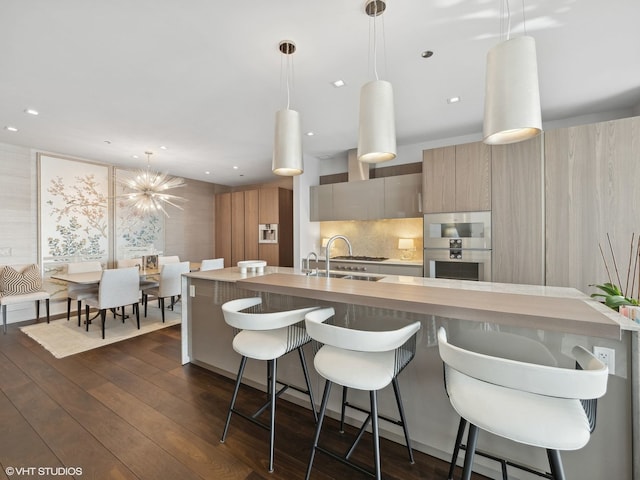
[593,346,615,375]
[189,285,196,297]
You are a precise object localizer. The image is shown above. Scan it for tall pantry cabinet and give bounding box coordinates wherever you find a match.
[215,187,293,268]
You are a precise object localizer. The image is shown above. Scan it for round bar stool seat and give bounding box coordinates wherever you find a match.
[220,297,320,473]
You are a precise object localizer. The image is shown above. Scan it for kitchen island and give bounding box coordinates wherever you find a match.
[181,267,638,480]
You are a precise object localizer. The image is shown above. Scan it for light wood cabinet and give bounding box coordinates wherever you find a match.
[422,141,491,213]
[214,192,232,267]
[384,173,423,218]
[491,137,544,285]
[258,188,293,267]
[310,184,333,221]
[216,187,293,267]
[545,117,640,294]
[332,178,385,221]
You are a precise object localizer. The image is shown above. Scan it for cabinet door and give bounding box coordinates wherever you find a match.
[259,188,279,224]
[244,189,259,260]
[491,137,543,285]
[384,173,422,218]
[230,191,245,265]
[214,192,231,267]
[423,146,456,213]
[455,141,491,212]
[332,178,384,220]
[310,184,333,221]
[378,264,424,277]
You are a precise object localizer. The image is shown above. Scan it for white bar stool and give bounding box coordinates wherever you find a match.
[304,307,421,480]
[220,297,319,472]
[437,327,609,480]
[444,328,559,479]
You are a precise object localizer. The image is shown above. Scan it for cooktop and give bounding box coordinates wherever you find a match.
[331,255,389,262]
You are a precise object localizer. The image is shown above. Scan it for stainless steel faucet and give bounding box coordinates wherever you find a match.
[325,235,353,275]
[305,251,318,275]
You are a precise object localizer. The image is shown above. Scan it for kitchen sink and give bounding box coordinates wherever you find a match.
[307,272,384,282]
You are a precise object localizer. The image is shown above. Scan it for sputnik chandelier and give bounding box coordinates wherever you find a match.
[117,151,186,217]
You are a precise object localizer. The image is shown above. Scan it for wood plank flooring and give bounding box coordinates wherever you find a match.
[0,320,487,480]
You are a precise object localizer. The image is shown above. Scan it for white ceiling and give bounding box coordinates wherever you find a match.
[1,0,639,186]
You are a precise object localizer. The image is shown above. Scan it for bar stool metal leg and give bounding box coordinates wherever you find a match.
[370,390,382,480]
[306,380,332,480]
[221,356,248,443]
[268,358,277,472]
[547,449,566,480]
[448,418,468,479]
[340,386,348,433]
[461,423,479,480]
[391,377,415,464]
[297,347,318,423]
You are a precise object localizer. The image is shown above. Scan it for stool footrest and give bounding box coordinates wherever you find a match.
[455,443,553,480]
[315,445,377,478]
[345,401,404,427]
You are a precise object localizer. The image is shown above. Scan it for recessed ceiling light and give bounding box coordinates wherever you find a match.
[204,171,210,175]
[104,140,111,144]
[4,126,18,132]
[447,96,461,104]
[233,166,239,170]
[132,155,139,159]
[421,50,434,58]
[306,131,315,136]
[332,80,346,88]
[160,145,168,150]
[24,108,39,115]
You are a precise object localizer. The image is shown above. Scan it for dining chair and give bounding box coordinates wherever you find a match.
[200,258,224,271]
[142,261,189,322]
[437,326,608,480]
[83,267,140,339]
[66,261,102,327]
[117,258,159,289]
[158,255,180,267]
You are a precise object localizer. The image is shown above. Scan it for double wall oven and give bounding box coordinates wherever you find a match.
[423,211,491,282]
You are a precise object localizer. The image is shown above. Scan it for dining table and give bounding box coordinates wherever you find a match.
[51,262,201,285]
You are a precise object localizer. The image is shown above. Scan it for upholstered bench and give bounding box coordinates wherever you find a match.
[0,264,50,333]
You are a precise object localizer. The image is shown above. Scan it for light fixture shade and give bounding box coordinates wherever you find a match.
[358,79,397,163]
[398,238,414,250]
[272,108,303,176]
[483,35,542,145]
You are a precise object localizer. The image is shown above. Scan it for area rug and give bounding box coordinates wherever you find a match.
[20,306,181,359]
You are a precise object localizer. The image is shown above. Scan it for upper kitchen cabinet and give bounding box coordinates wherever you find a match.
[545,116,640,294]
[422,141,491,213]
[310,184,333,221]
[310,174,422,221]
[491,136,544,285]
[384,173,422,218]
[331,178,385,221]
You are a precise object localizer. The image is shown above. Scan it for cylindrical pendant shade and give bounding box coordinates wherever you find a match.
[483,35,542,145]
[358,79,397,163]
[272,108,303,176]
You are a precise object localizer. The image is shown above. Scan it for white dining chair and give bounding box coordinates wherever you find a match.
[83,267,140,339]
[66,261,102,327]
[200,258,224,271]
[117,258,158,289]
[142,261,189,322]
[158,255,180,267]
[437,326,609,480]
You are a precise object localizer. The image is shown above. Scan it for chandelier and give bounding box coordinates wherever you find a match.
[117,151,186,217]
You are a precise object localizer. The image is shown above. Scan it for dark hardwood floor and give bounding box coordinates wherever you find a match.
[0,320,487,480]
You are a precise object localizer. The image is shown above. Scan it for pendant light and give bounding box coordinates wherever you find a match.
[357,0,396,163]
[483,0,541,145]
[272,40,303,176]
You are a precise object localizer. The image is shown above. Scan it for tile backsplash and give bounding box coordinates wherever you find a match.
[319,218,423,261]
